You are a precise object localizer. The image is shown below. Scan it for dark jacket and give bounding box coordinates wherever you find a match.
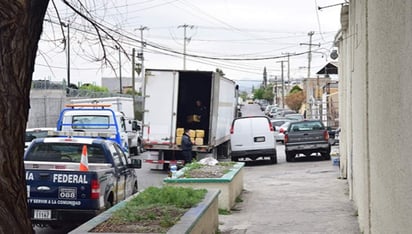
[181,133,192,151]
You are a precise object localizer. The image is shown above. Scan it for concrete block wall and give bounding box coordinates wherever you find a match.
[27,89,66,128]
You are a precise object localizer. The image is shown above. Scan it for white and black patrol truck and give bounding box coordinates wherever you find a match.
[24,134,142,229]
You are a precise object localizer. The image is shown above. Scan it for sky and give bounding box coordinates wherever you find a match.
[33,0,343,91]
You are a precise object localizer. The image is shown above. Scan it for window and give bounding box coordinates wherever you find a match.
[107,143,123,167]
[25,143,104,163]
[72,115,110,129]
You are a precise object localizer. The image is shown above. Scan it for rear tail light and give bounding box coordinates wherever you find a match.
[284,134,288,143]
[91,179,100,199]
[230,125,234,134]
[279,128,285,134]
[324,130,329,141]
[268,122,274,132]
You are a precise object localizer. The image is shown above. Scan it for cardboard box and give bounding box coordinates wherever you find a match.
[176,128,184,137]
[195,137,204,145]
[195,130,204,138]
[191,137,195,143]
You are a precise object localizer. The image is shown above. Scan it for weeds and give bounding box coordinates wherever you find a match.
[218,208,231,215]
[92,186,207,233]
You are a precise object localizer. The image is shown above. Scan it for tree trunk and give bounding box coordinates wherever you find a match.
[0,0,49,233]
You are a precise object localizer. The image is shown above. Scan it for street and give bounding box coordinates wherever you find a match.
[34,103,355,233]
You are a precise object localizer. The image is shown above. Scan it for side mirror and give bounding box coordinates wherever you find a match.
[129,159,142,169]
[132,121,141,131]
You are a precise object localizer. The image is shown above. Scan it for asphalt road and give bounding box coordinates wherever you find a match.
[35,103,359,233]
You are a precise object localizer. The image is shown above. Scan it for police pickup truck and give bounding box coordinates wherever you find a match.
[24,132,142,228]
[284,120,331,162]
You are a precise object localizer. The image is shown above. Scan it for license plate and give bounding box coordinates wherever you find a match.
[34,209,51,220]
[254,136,265,142]
[58,187,77,199]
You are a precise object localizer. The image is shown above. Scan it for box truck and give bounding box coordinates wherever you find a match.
[142,69,239,169]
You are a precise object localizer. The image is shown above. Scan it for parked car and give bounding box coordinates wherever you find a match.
[335,127,341,144]
[230,116,277,164]
[268,107,285,118]
[284,113,304,121]
[25,127,55,150]
[271,119,293,144]
[284,120,331,162]
[264,105,278,116]
[327,127,340,145]
[258,100,269,111]
[272,109,297,119]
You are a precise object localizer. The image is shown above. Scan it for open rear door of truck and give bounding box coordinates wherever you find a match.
[143,70,179,145]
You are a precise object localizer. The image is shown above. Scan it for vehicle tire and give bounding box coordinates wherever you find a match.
[270,155,277,164]
[132,182,138,194]
[322,152,331,160]
[286,151,295,162]
[105,193,113,210]
[130,146,137,156]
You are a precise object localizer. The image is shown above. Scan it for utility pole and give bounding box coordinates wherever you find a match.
[282,52,296,90]
[178,24,194,70]
[132,48,136,119]
[300,31,320,79]
[138,26,148,83]
[137,26,148,128]
[61,21,71,90]
[114,45,123,94]
[118,46,122,94]
[276,61,287,108]
[300,31,320,119]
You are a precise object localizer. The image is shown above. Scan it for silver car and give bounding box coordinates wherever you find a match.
[271,119,293,143]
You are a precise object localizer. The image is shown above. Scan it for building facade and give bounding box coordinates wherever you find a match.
[337,1,412,233]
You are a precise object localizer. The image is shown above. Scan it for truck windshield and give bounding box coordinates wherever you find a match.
[290,121,324,132]
[72,115,110,129]
[25,143,107,163]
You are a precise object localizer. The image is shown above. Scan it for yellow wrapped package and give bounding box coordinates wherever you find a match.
[195,138,204,145]
[176,136,182,145]
[195,130,204,138]
[186,115,200,123]
[190,137,195,143]
[176,128,184,137]
[189,130,196,138]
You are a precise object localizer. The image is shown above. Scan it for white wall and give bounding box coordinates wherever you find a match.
[339,1,412,233]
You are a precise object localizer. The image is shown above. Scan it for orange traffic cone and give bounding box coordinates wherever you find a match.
[79,145,89,171]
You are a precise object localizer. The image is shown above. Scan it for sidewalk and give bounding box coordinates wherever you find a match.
[218,155,360,234]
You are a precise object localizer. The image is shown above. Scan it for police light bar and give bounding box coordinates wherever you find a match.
[65,104,112,108]
[48,130,114,139]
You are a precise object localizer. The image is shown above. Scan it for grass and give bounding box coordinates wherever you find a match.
[92,186,207,233]
[182,161,236,178]
[218,208,231,215]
